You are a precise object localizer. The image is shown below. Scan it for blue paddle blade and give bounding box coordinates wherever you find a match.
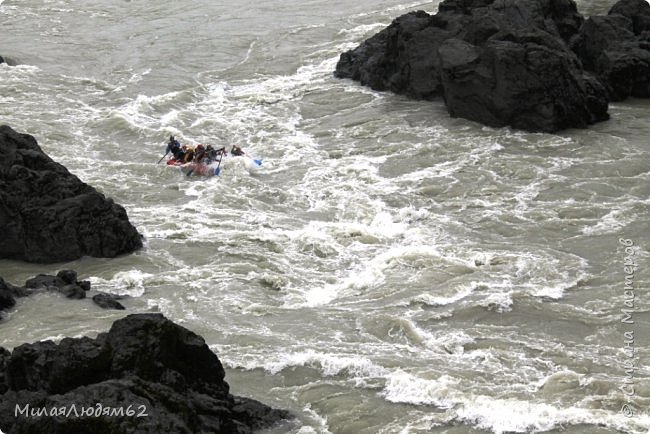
[186,170,193,177]
[253,159,262,166]
[214,167,221,176]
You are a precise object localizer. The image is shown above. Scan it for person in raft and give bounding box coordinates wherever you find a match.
[166,135,181,156]
[231,144,245,156]
[204,145,227,163]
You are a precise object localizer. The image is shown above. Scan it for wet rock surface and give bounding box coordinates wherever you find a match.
[0,313,291,433]
[0,125,143,263]
[335,0,650,132]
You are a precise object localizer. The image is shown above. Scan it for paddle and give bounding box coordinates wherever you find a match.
[214,152,224,176]
[157,151,169,164]
[159,137,178,164]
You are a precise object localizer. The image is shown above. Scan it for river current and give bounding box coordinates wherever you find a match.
[1,0,649,432]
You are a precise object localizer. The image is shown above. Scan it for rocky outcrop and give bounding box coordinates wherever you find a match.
[0,313,290,433]
[335,0,650,132]
[0,125,143,263]
[0,271,127,320]
[25,270,90,300]
[0,278,27,313]
[570,0,650,100]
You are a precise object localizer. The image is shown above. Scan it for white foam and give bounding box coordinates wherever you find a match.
[295,243,446,307]
[298,405,332,434]
[228,349,389,379]
[89,269,153,297]
[581,207,632,235]
[337,23,386,37]
[411,284,474,307]
[382,371,648,433]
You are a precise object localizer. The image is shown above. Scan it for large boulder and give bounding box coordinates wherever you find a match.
[335,0,649,132]
[0,313,290,433]
[437,33,609,131]
[570,0,650,100]
[0,125,142,263]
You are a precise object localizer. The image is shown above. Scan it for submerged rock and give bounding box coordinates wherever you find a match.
[0,125,143,263]
[92,293,126,310]
[0,313,291,433]
[336,0,649,132]
[1,271,101,319]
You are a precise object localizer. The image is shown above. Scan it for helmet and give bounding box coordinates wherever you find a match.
[197,144,204,150]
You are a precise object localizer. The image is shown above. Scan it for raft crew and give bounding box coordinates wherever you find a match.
[164,136,231,165]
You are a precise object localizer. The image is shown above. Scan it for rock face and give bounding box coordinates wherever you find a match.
[0,313,290,433]
[0,278,27,313]
[571,0,650,100]
[335,0,650,132]
[0,125,143,263]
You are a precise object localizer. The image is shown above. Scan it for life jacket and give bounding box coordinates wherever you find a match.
[184,147,195,163]
[171,146,184,160]
[195,144,206,163]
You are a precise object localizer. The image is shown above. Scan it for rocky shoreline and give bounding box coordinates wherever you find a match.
[0,313,291,433]
[335,0,650,132]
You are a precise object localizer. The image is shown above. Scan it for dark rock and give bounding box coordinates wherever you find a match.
[56,269,77,285]
[0,279,16,312]
[335,11,446,100]
[92,293,126,310]
[25,274,66,290]
[438,33,609,131]
[569,14,636,71]
[609,0,650,34]
[0,55,4,65]
[0,125,143,263]
[335,0,649,132]
[0,313,291,433]
[59,284,86,299]
[596,41,650,99]
[1,271,96,319]
[0,278,29,315]
[569,3,650,101]
[0,347,9,394]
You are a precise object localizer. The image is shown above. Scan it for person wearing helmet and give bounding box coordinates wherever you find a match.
[183,145,195,163]
[204,145,220,164]
[194,144,206,163]
[166,135,181,156]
